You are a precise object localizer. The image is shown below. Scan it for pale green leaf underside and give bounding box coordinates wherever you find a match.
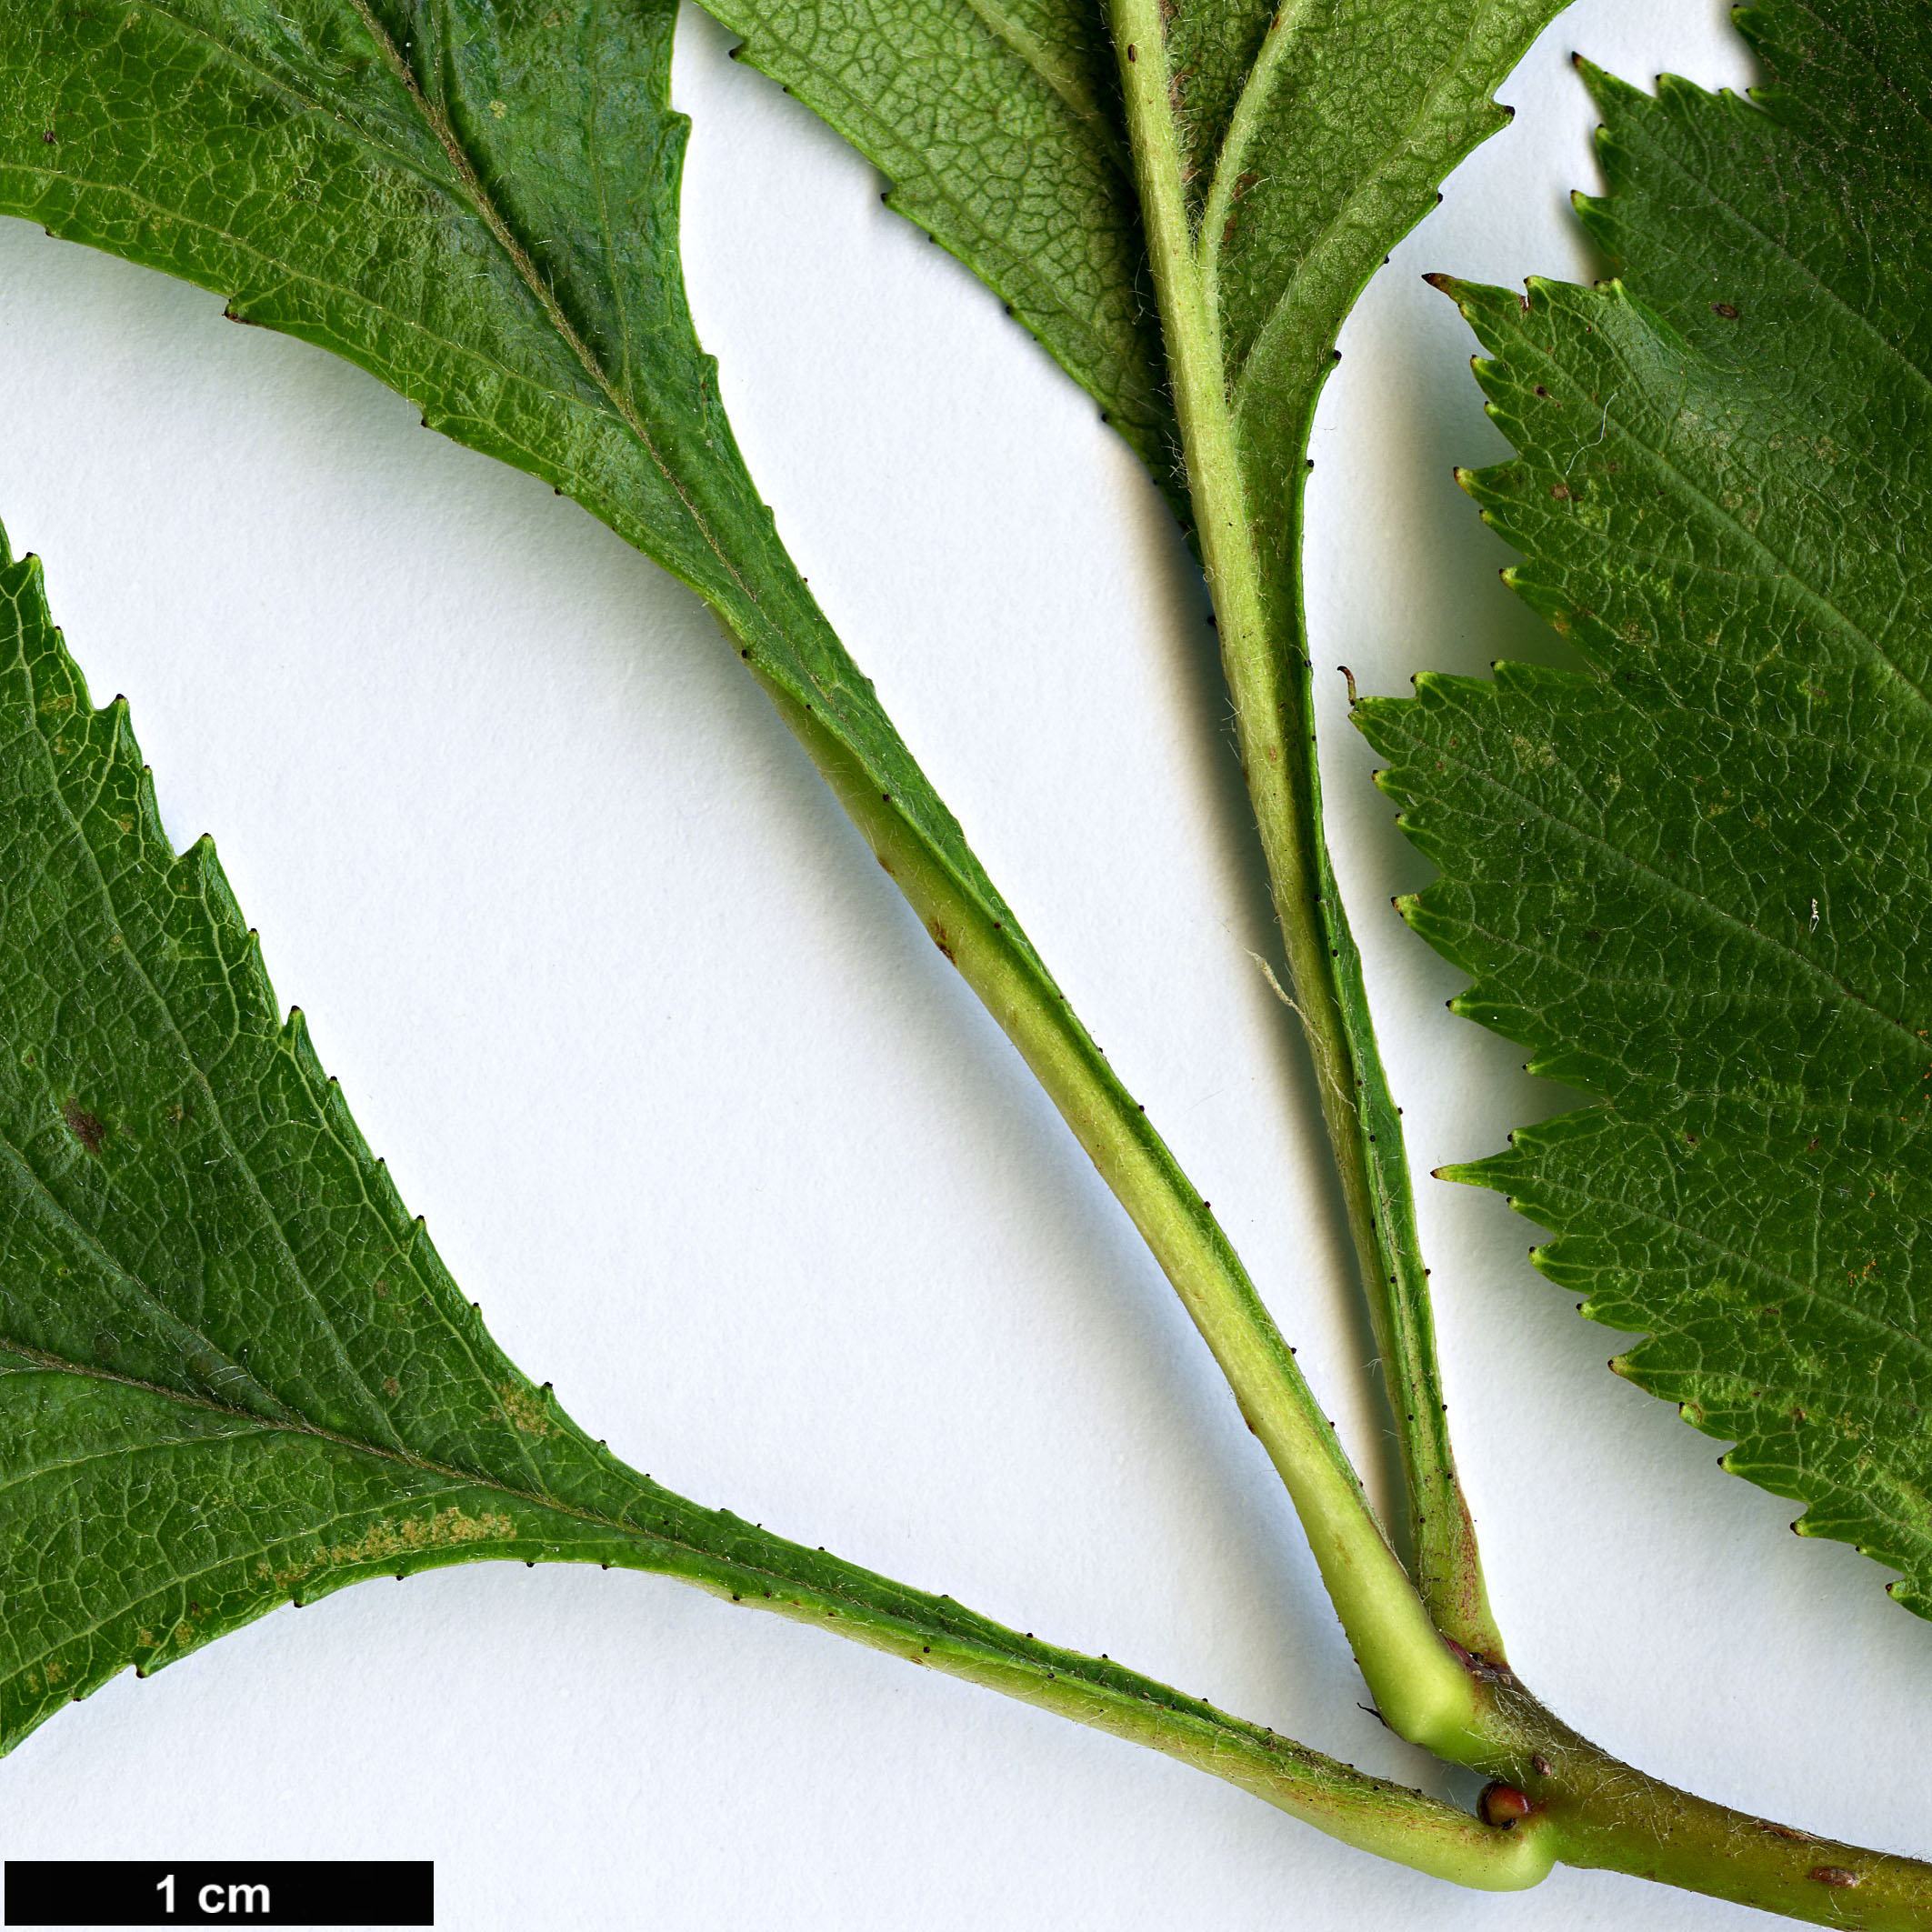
[0,528,1338,1788]
[1196,0,1569,527]
[1358,2,1932,1615]
[0,0,1048,982]
[701,0,1181,502]
[702,0,1569,546]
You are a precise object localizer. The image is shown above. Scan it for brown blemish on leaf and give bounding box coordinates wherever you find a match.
[326,1507,515,1567]
[928,920,957,965]
[382,1376,401,1397]
[272,1507,516,1592]
[61,1098,105,1153]
[495,1383,553,1436]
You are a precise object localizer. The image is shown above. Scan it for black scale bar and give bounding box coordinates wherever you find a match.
[5,1863,432,1927]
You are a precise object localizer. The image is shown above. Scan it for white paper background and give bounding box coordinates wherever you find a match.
[1,1,1927,1925]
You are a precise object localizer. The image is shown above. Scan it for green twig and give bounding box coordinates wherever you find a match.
[1463,1678,1932,1927]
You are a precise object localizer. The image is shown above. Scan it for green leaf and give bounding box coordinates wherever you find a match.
[708,0,1574,1654]
[1078,0,1570,1655]
[1,0,1036,973]
[0,525,1561,1900]
[0,0,1446,1760]
[1356,3,1932,1616]
[700,0,1573,530]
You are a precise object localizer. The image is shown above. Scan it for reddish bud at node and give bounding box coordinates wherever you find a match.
[1478,1783,1534,1827]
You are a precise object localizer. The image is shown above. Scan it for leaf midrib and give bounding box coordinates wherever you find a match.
[0,1334,989,1698]
[0,1334,627,1537]
[0,1336,1184,1718]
